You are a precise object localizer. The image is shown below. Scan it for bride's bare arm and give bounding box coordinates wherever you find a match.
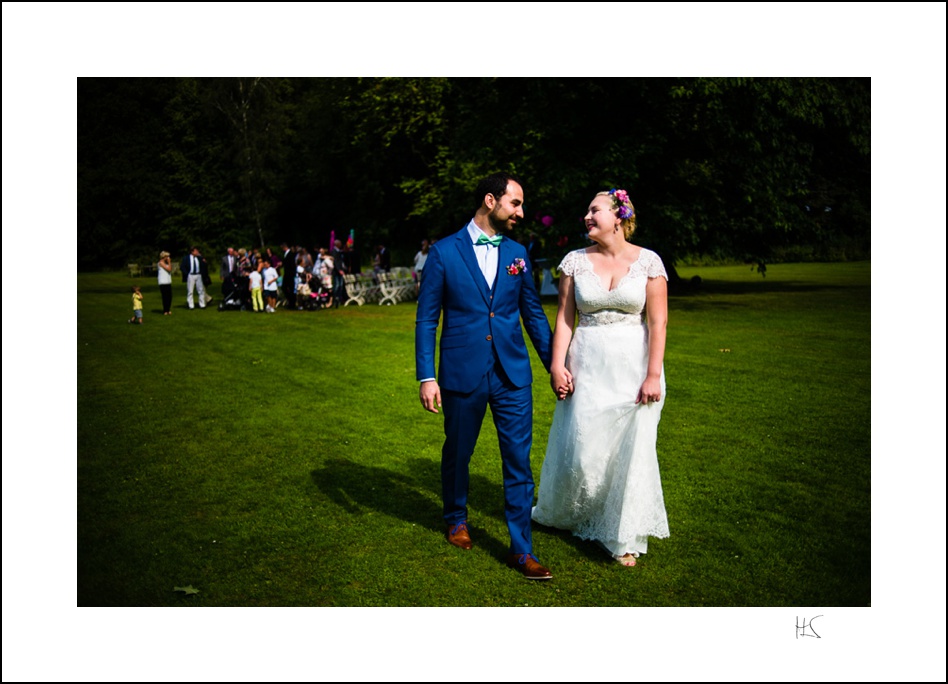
[638,276,667,404]
[550,273,576,399]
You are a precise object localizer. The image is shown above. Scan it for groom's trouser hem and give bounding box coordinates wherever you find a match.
[440,361,535,554]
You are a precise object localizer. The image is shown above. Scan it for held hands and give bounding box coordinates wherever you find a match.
[636,375,662,405]
[419,380,442,414]
[550,366,574,401]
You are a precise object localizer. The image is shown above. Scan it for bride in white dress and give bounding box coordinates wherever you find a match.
[532,189,669,567]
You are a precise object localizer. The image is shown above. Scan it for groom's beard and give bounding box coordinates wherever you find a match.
[488,208,517,234]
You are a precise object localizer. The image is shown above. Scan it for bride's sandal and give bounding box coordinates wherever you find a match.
[595,541,639,566]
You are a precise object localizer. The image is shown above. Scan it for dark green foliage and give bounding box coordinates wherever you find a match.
[78,262,869,606]
[78,78,178,269]
[78,78,870,271]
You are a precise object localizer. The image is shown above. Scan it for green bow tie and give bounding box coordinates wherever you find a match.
[475,234,503,247]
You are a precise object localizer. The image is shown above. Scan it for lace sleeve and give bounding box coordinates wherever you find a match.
[645,250,669,280]
[558,250,581,277]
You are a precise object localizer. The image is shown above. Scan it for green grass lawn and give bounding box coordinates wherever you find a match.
[72,262,871,608]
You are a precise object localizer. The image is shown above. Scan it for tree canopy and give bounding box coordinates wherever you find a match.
[78,77,870,273]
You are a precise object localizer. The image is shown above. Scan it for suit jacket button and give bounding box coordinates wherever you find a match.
[486,335,492,341]
[489,312,494,318]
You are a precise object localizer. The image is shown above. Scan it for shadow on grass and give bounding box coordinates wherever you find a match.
[310,457,519,561]
[310,457,440,529]
[310,458,611,562]
[310,457,629,567]
[666,279,859,314]
[532,521,621,566]
[671,278,856,301]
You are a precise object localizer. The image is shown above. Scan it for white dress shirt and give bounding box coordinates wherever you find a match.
[467,220,500,289]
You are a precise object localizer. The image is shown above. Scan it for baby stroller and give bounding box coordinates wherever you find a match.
[217,275,246,311]
[296,274,330,310]
[311,280,332,309]
[312,264,334,309]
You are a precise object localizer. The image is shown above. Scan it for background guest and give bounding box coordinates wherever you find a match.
[331,239,348,307]
[157,250,173,315]
[220,247,239,281]
[413,239,430,295]
[281,243,297,309]
[180,246,208,310]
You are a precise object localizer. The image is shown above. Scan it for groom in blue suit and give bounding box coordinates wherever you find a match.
[416,173,554,580]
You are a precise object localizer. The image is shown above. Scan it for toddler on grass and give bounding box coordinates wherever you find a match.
[128,286,143,324]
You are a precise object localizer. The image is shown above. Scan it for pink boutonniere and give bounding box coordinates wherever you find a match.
[506,258,527,276]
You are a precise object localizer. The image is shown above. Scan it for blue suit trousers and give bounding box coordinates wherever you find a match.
[441,356,535,555]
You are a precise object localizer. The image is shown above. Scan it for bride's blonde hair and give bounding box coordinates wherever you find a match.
[596,189,637,240]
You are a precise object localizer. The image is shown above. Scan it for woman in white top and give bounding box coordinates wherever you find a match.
[157,250,174,315]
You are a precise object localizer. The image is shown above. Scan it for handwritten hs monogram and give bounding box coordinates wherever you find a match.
[796,615,822,639]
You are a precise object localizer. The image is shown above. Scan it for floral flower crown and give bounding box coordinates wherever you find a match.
[609,188,635,220]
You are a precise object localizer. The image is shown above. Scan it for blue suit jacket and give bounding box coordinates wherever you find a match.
[415,225,553,393]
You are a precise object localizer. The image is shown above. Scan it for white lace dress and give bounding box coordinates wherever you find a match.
[532,247,669,558]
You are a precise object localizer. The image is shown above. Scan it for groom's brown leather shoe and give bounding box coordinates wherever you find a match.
[446,521,473,550]
[506,553,553,580]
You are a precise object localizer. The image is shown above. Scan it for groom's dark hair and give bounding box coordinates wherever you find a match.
[474,172,523,212]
